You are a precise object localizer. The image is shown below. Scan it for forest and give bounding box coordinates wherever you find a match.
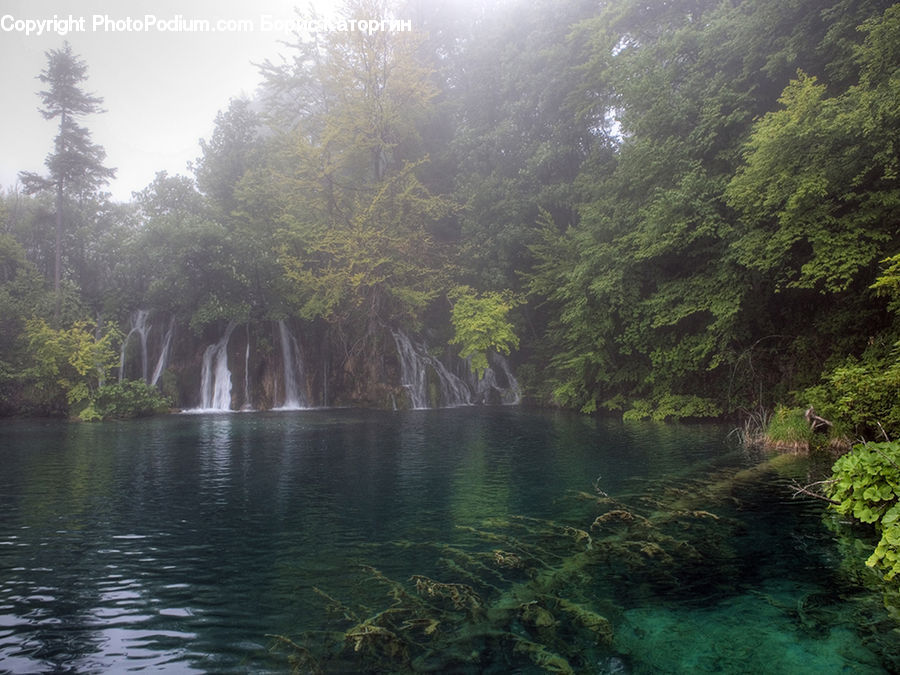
[1,0,899,435]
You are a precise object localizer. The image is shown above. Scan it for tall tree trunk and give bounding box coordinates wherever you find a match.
[54,180,62,326]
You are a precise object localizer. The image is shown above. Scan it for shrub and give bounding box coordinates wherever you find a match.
[88,380,172,420]
[828,441,900,580]
[24,318,120,416]
[623,394,721,421]
[805,344,900,440]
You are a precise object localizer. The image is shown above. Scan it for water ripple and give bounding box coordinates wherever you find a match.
[0,410,894,672]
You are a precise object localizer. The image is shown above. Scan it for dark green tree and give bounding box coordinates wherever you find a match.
[0,231,48,413]
[192,98,262,219]
[127,172,249,331]
[524,0,895,417]
[261,0,451,331]
[426,0,601,292]
[19,42,115,323]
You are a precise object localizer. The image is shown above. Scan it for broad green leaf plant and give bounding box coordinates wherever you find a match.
[829,441,900,580]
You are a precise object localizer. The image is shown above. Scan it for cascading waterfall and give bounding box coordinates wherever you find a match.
[393,330,521,409]
[493,355,522,405]
[275,320,308,410]
[242,324,252,411]
[473,353,522,405]
[430,355,473,407]
[392,330,472,409]
[393,330,429,409]
[149,317,175,387]
[119,316,518,412]
[119,309,150,382]
[196,322,236,411]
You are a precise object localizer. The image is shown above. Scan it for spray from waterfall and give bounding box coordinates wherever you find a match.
[493,354,522,405]
[392,330,521,409]
[393,330,429,409]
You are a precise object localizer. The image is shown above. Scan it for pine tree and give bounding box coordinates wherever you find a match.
[19,42,115,322]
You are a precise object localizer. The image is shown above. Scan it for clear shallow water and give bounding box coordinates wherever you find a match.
[0,408,896,673]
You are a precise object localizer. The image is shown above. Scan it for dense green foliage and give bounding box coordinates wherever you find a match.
[22,318,120,417]
[88,380,172,420]
[803,218,900,439]
[449,286,520,378]
[523,0,899,419]
[829,442,900,580]
[806,350,900,439]
[1,0,899,421]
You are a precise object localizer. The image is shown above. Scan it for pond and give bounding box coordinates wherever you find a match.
[0,408,896,673]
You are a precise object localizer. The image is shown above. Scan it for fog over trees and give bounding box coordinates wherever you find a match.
[1,0,898,433]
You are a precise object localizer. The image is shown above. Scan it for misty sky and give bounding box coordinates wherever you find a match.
[0,0,348,202]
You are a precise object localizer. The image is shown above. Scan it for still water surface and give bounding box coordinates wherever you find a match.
[0,408,896,673]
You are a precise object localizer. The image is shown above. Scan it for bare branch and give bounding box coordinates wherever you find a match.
[790,479,840,505]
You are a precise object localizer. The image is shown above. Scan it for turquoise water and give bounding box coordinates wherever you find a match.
[0,408,896,673]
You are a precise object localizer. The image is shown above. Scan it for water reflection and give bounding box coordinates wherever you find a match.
[197,416,234,506]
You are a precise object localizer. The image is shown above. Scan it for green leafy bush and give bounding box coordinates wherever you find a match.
[623,394,721,421]
[88,380,172,420]
[24,318,120,416]
[804,253,900,440]
[828,441,900,580]
[805,347,900,439]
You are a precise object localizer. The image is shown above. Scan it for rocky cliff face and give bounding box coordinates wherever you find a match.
[118,311,519,411]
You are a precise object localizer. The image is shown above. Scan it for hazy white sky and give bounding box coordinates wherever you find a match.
[0,0,348,201]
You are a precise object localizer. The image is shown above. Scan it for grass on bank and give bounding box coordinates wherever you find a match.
[737,405,850,455]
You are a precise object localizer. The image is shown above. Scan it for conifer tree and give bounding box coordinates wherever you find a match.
[19,42,115,323]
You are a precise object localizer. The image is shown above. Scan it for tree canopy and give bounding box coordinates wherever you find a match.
[1,0,899,425]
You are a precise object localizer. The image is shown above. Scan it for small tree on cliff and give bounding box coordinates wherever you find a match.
[449,285,521,379]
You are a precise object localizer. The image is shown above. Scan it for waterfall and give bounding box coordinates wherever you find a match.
[393,330,521,409]
[493,354,522,405]
[119,309,150,383]
[473,354,522,405]
[430,354,473,407]
[241,324,252,411]
[393,330,429,409]
[392,330,471,409]
[150,317,175,387]
[275,320,308,410]
[196,322,236,411]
